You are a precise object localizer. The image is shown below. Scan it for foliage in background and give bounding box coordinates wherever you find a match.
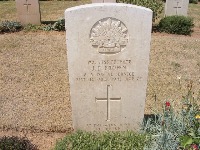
[0,18,65,33]
[0,136,38,150]
[158,15,194,35]
[23,24,43,32]
[189,0,199,4]
[54,130,148,150]
[116,0,164,21]
[43,19,65,31]
[0,21,22,33]
[142,83,200,150]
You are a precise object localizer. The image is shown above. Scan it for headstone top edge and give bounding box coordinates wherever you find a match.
[65,3,152,13]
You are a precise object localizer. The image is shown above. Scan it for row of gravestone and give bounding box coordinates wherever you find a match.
[16,0,189,25]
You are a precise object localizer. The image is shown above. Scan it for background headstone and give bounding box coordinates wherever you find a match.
[92,0,116,3]
[16,0,41,25]
[165,0,189,16]
[65,3,152,131]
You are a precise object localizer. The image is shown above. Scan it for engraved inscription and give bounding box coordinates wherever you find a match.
[90,18,129,54]
[75,59,142,82]
[95,85,121,121]
[87,123,131,131]
[24,0,31,13]
[173,2,181,15]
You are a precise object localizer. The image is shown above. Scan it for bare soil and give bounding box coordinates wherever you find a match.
[0,129,67,150]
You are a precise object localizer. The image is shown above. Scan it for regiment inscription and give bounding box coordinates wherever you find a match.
[76,59,140,82]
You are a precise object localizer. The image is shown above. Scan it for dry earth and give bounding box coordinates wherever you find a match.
[0,2,200,150]
[0,31,73,150]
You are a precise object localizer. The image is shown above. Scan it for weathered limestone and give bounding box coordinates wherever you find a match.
[65,3,152,131]
[92,0,116,3]
[16,0,41,25]
[165,0,189,16]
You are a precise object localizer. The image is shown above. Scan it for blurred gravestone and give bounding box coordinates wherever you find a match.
[165,0,189,16]
[16,0,41,25]
[65,3,152,131]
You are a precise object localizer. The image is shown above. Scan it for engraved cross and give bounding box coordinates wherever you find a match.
[173,2,181,15]
[95,85,121,121]
[24,0,31,13]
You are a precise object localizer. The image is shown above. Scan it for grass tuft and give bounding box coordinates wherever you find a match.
[54,130,148,150]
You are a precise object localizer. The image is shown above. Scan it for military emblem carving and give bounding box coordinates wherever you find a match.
[90,18,129,54]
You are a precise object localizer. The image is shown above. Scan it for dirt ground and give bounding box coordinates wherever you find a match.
[0,31,72,150]
[0,29,199,150]
[0,129,67,150]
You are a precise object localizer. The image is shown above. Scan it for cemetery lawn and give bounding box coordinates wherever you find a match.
[0,1,200,150]
[0,0,90,22]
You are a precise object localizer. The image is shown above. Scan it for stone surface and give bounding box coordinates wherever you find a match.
[65,3,152,131]
[16,0,41,25]
[92,0,116,3]
[165,0,189,16]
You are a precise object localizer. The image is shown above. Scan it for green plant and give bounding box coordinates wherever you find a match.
[0,21,22,33]
[179,85,200,150]
[189,0,198,4]
[158,16,194,35]
[142,84,200,150]
[43,19,65,31]
[0,136,38,150]
[55,130,148,150]
[116,0,164,21]
[23,24,42,32]
[52,19,65,31]
[43,24,53,31]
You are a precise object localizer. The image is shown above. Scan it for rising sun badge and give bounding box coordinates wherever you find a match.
[90,17,129,55]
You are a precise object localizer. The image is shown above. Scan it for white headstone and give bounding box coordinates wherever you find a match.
[165,0,189,16]
[65,3,152,131]
[92,0,116,3]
